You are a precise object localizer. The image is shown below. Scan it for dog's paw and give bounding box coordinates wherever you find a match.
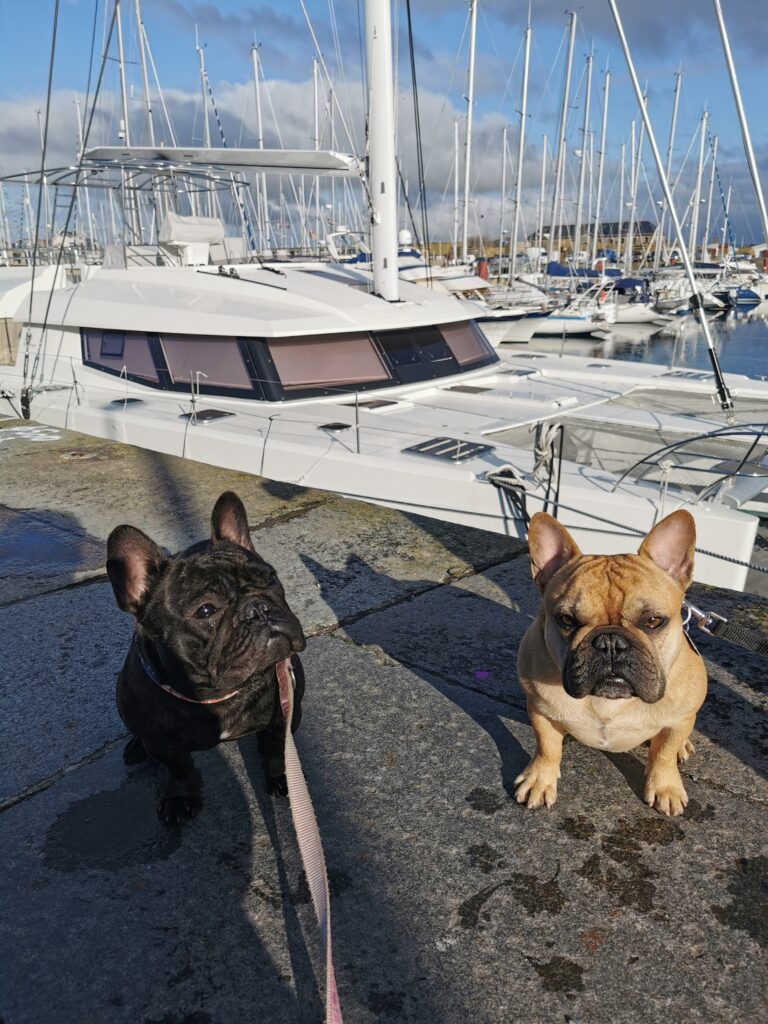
[158,791,203,824]
[645,773,688,817]
[123,736,148,766]
[676,739,695,764]
[266,773,288,798]
[514,757,560,809]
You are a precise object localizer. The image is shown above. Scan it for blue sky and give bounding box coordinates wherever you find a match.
[1,1,767,243]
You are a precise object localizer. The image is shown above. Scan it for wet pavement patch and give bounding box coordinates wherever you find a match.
[711,856,768,948]
[527,955,584,995]
[464,786,503,815]
[457,868,566,928]
[43,777,182,872]
[0,505,103,579]
[467,842,507,874]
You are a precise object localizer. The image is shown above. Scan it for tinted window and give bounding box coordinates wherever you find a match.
[374,326,459,384]
[441,321,496,366]
[83,329,159,382]
[267,333,392,393]
[160,335,254,391]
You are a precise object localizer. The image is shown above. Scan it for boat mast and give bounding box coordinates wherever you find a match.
[364,0,399,301]
[313,56,321,253]
[537,133,548,264]
[133,0,162,232]
[702,134,718,261]
[510,12,531,280]
[617,141,625,265]
[609,0,733,418]
[573,53,592,267]
[713,0,768,247]
[453,117,460,261]
[654,70,681,271]
[722,182,732,258]
[461,0,478,263]
[74,97,96,252]
[497,126,507,277]
[591,68,610,264]
[250,45,270,250]
[688,109,708,260]
[195,33,214,218]
[625,114,645,274]
[547,11,577,266]
[115,0,139,239]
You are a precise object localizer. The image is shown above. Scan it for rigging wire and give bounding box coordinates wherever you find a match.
[405,0,431,274]
[27,2,118,390]
[23,0,60,390]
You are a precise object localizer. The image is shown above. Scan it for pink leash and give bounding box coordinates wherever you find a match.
[276,658,343,1024]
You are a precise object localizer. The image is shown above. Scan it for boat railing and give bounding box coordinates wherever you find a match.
[609,423,768,507]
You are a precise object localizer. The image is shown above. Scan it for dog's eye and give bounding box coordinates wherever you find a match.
[557,613,577,630]
[644,615,667,631]
[195,603,217,619]
[267,570,278,586]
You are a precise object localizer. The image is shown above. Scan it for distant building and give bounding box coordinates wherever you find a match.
[528,220,658,257]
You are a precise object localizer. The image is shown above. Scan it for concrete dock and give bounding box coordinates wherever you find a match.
[1,417,765,1024]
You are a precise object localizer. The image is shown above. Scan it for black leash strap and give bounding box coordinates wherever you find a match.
[684,600,768,658]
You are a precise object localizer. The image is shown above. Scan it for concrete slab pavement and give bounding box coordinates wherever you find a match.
[1,420,766,1023]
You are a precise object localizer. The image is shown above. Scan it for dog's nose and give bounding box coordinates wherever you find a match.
[592,630,630,655]
[242,600,270,622]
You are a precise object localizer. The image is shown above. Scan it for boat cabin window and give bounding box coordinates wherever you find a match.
[160,335,255,391]
[373,326,458,383]
[83,329,159,382]
[266,333,392,394]
[440,321,496,366]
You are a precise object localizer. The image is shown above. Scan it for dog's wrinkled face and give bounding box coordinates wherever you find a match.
[528,510,696,704]
[107,492,306,690]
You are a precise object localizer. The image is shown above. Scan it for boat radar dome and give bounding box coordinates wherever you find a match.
[398,229,413,247]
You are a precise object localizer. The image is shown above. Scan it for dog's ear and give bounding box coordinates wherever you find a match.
[107,526,166,615]
[638,509,696,590]
[528,512,581,590]
[211,491,255,552]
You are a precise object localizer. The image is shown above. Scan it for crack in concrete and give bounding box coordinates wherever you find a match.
[249,496,334,532]
[0,570,109,609]
[0,734,127,814]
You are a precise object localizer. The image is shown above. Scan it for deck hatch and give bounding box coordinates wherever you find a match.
[402,436,494,462]
[343,398,398,409]
[179,409,235,422]
[445,384,493,395]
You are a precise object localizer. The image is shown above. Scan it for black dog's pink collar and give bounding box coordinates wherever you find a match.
[134,637,241,705]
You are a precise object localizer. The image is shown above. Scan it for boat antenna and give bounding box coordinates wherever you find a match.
[608,0,734,421]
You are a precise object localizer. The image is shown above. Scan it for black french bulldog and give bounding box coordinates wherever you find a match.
[107,491,306,824]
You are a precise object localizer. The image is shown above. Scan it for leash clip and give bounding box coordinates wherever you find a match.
[683,600,727,636]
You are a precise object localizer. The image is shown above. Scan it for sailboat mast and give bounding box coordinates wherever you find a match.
[547,11,577,265]
[453,117,460,261]
[608,0,733,418]
[688,109,708,260]
[364,0,399,301]
[654,70,681,271]
[722,182,732,257]
[617,141,625,265]
[497,126,507,277]
[573,53,593,267]
[115,0,139,238]
[625,115,645,274]
[74,97,96,252]
[313,57,320,253]
[702,134,718,261]
[591,68,610,264]
[510,14,531,279]
[461,0,478,263]
[537,133,547,263]
[713,0,768,246]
